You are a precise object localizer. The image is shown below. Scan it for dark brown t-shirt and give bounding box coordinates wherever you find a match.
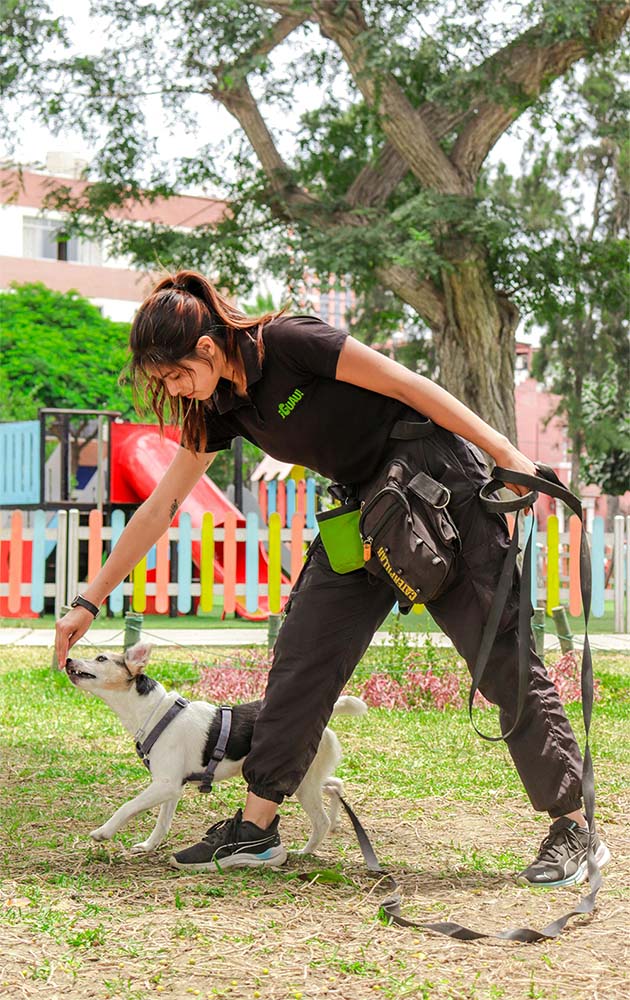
[203,314,407,484]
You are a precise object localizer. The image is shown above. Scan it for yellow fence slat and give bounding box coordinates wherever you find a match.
[200,512,214,613]
[268,512,282,613]
[546,515,560,615]
[132,556,147,613]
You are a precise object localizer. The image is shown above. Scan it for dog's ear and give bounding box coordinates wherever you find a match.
[124,642,153,675]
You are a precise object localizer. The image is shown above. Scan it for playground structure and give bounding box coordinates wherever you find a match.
[0,411,318,620]
[1,411,629,631]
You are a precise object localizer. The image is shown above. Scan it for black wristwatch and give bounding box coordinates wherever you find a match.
[70,595,100,618]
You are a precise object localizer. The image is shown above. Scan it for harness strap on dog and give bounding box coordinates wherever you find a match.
[185,706,233,793]
[135,696,189,771]
[326,464,602,942]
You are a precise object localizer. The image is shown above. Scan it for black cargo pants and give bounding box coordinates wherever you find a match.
[242,423,583,818]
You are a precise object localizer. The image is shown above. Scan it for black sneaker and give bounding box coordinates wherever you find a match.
[516,817,611,887]
[170,810,287,873]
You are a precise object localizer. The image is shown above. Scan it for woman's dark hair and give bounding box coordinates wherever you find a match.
[128,270,282,452]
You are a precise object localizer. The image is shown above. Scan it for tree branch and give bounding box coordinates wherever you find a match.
[215,8,314,84]
[210,12,319,215]
[345,101,470,208]
[313,0,465,195]
[375,263,446,331]
[451,3,630,179]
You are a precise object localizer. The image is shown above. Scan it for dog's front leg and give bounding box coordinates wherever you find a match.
[131,797,179,853]
[90,781,178,844]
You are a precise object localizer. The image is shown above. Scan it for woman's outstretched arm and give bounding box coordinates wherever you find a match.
[335,336,537,489]
[55,447,216,665]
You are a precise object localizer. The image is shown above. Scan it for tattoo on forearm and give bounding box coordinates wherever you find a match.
[169,499,179,521]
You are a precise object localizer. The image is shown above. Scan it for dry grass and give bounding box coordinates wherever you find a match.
[0,646,628,1000]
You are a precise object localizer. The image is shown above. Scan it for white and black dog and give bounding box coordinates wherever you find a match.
[65,643,366,856]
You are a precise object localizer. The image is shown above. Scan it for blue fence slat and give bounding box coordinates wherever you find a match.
[591,516,605,617]
[267,480,277,517]
[306,478,316,529]
[109,510,126,614]
[30,509,46,613]
[286,480,296,526]
[0,421,40,505]
[245,512,259,614]
[526,514,537,608]
[177,512,192,613]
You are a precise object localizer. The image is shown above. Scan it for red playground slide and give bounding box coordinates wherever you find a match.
[110,423,277,620]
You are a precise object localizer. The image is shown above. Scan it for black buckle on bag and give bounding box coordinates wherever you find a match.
[407,471,451,509]
[328,483,357,504]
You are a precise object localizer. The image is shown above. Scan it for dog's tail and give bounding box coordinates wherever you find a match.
[331,695,367,717]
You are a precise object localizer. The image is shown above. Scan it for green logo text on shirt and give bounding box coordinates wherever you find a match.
[278,388,304,419]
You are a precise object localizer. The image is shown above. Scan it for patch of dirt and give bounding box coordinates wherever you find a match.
[1,795,628,1000]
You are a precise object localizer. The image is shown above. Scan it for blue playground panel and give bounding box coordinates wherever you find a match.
[0,421,40,505]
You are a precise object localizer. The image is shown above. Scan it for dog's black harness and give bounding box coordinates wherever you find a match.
[135,698,233,793]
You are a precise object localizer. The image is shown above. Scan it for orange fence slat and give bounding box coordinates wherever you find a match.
[290,513,305,585]
[568,514,582,617]
[258,481,268,525]
[8,511,23,614]
[277,480,286,527]
[155,531,170,614]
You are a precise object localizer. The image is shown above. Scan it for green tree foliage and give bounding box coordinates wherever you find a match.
[0,282,134,417]
[2,2,627,440]
[488,55,629,494]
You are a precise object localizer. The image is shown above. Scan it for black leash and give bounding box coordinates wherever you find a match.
[329,464,602,942]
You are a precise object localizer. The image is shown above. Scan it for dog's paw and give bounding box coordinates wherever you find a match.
[131,841,154,853]
[89,827,111,842]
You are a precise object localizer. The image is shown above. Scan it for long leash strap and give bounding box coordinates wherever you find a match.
[330,464,602,941]
[185,705,233,793]
[331,792,600,942]
[481,465,601,900]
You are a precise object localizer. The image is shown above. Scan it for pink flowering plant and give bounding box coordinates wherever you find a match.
[192,647,270,703]
[188,620,597,712]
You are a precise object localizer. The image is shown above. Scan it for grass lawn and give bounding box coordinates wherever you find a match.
[0,645,628,1000]
[0,599,622,635]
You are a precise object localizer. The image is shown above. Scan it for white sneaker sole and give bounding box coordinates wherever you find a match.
[516,841,611,888]
[169,845,288,873]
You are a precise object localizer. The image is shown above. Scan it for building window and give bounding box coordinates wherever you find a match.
[22,217,102,265]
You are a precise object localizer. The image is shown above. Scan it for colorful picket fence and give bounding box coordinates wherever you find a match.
[1,509,629,629]
[256,478,317,528]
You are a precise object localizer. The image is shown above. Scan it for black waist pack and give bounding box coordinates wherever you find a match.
[358,459,461,606]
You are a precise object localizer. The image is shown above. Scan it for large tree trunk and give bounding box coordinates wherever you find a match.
[432,252,519,442]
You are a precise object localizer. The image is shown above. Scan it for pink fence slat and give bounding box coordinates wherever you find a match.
[87,509,103,583]
[290,513,305,584]
[155,531,170,614]
[277,480,287,527]
[568,514,582,617]
[223,512,237,615]
[8,511,23,614]
[296,480,306,518]
[258,481,268,525]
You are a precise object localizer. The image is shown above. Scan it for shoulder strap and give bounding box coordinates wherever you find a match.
[135,696,189,770]
[185,705,233,793]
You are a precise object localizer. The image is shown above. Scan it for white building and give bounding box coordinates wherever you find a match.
[0,153,226,321]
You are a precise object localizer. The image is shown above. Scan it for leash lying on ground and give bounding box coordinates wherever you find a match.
[327,464,601,942]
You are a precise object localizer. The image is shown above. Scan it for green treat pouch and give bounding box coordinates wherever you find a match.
[316,502,364,574]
